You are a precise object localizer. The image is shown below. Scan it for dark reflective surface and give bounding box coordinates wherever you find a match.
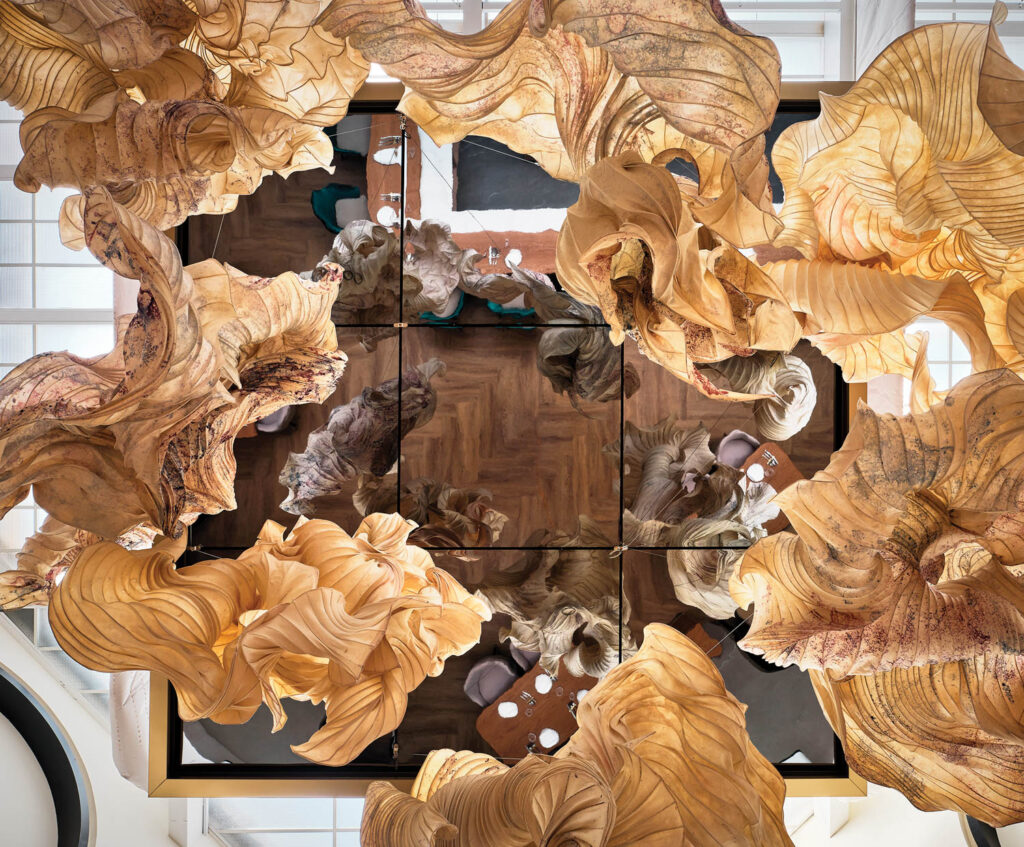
[176,105,847,782]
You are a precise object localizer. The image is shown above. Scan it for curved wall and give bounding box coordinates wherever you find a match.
[0,711,59,847]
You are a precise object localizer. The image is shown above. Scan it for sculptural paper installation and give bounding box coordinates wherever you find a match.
[49,513,490,766]
[312,0,799,391]
[2,0,368,236]
[732,369,1024,825]
[360,624,793,847]
[764,9,1024,401]
[353,475,509,549]
[557,153,801,396]
[321,0,782,244]
[7,0,1024,828]
[0,517,185,611]
[476,518,635,678]
[0,189,346,542]
[317,219,475,331]
[278,359,446,515]
[318,220,403,336]
[609,417,778,619]
[701,352,816,441]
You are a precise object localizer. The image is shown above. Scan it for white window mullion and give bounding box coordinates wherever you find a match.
[463,0,482,33]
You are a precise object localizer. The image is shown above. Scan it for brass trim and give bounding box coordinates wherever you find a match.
[780,81,852,99]
[848,382,868,427]
[147,674,415,797]
[149,666,866,796]
[785,773,867,798]
[148,672,168,797]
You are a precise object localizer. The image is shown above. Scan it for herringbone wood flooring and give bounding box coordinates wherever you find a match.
[401,326,621,547]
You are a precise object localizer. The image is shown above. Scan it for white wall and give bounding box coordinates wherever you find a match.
[0,711,58,847]
[0,616,178,847]
[792,784,968,846]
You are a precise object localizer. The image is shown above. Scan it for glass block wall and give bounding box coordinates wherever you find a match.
[0,102,115,717]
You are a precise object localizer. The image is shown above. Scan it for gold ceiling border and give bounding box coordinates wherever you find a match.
[145,370,864,801]
[148,674,866,798]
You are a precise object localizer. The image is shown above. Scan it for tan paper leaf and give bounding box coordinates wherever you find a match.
[978,2,1024,155]
[556,153,798,395]
[768,12,1024,386]
[0,190,345,540]
[809,653,1024,827]
[734,369,1024,676]
[1007,287,1024,357]
[1,0,366,236]
[0,3,117,115]
[320,0,780,239]
[12,0,195,69]
[361,625,793,846]
[731,372,1024,824]
[362,753,614,847]
[49,514,489,765]
[762,260,950,336]
[530,0,780,152]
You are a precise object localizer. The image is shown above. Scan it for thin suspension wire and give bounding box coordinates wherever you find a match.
[337,320,611,329]
[397,115,407,513]
[210,214,226,259]
[417,139,506,258]
[457,137,546,169]
[392,114,408,770]
[618,340,625,662]
[704,616,750,655]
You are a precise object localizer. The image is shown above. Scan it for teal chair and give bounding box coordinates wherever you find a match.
[311,183,362,233]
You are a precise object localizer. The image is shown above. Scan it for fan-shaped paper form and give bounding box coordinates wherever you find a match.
[363,751,614,847]
[0,189,346,540]
[1,0,368,236]
[0,517,182,610]
[767,8,1024,396]
[49,513,490,766]
[476,518,634,678]
[557,154,800,396]
[278,359,446,516]
[702,352,816,441]
[354,475,509,549]
[320,0,780,235]
[360,624,793,846]
[732,369,1024,825]
[0,517,96,609]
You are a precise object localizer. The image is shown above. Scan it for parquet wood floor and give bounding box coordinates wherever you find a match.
[401,326,621,547]
[192,335,836,551]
